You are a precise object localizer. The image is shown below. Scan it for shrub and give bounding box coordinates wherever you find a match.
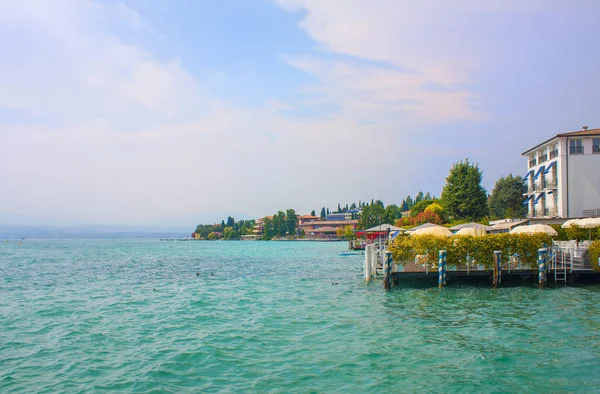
[391,233,552,270]
[590,240,600,272]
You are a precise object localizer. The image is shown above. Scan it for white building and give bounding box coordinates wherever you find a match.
[522,127,600,218]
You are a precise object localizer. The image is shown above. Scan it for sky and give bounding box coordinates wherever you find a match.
[1,0,599,226]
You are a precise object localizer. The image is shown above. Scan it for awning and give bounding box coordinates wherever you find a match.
[544,161,556,174]
[533,165,546,180]
[533,193,544,205]
[523,169,534,180]
[523,195,533,205]
[547,190,554,194]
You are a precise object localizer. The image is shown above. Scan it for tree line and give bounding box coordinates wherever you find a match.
[193,158,527,238]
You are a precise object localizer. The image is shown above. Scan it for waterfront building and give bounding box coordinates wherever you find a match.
[522,127,600,218]
[325,209,360,221]
[299,219,359,237]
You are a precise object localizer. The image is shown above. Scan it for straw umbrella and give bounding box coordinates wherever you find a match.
[411,226,453,236]
[510,224,558,236]
[454,227,486,236]
[561,219,580,229]
[576,217,600,239]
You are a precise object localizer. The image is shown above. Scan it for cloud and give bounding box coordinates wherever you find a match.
[0,0,200,129]
[274,0,563,123]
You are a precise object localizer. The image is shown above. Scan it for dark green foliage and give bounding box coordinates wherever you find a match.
[310,210,316,216]
[488,174,526,219]
[320,207,326,219]
[195,218,255,239]
[285,209,298,236]
[441,159,489,220]
[383,204,401,224]
[226,216,235,227]
[359,203,385,229]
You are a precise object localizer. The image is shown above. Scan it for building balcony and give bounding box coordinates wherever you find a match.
[529,159,537,167]
[549,149,558,159]
[534,181,544,191]
[544,179,557,189]
[539,154,548,163]
[523,184,535,194]
[545,208,557,217]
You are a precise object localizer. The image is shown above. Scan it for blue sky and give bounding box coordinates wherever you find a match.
[0,0,599,226]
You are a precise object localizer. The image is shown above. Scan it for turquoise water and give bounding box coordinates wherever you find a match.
[2,239,600,393]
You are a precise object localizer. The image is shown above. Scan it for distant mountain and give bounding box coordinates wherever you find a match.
[0,211,254,239]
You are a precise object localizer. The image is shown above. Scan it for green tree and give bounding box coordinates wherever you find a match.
[424,202,444,216]
[441,159,489,220]
[350,203,357,210]
[410,199,437,217]
[488,174,527,219]
[226,216,235,227]
[273,211,286,236]
[262,217,274,240]
[223,227,234,240]
[383,204,400,224]
[285,209,298,236]
[311,210,316,216]
[320,207,326,219]
[415,191,424,203]
[359,203,385,229]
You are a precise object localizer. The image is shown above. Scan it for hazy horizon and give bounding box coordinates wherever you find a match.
[2,0,599,225]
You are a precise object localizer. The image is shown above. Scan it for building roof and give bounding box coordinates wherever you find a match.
[309,226,339,233]
[522,127,600,155]
[299,215,320,219]
[489,219,529,232]
[299,220,359,226]
[448,222,492,232]
[362,224,406,232]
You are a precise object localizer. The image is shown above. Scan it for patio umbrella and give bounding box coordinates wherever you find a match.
[510,224,558,236]
[411,226,453,237]
[561,219,581,229]
[454,227,486,236]
[575,217,600,239]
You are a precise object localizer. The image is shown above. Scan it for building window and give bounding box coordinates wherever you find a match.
[570,139,584,154]
[539,148,548,163]
[549,143,558,159]
[529,154,537,167]
[593,138,600,154]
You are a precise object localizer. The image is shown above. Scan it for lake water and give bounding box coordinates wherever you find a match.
[2,239,600,392]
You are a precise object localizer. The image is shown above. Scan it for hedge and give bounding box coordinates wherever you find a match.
[391,233,553,270]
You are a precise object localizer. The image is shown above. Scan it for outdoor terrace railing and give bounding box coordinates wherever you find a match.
[582,208,600,217]
[545,179,557,189]
[534,181,544,191]
[539,154,548,163]
[529,159,537,167]
[549,149,559,159]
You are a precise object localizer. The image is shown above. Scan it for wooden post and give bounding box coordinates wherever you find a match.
[493,251,501,288]
[384,251,392,290]
[538,248,547,289]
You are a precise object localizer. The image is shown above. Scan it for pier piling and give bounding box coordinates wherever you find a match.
[384,251,392,290]
[493,251,501,288]
[364,244,374,282]
[538,248,547,289]
[438,250,447,288]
